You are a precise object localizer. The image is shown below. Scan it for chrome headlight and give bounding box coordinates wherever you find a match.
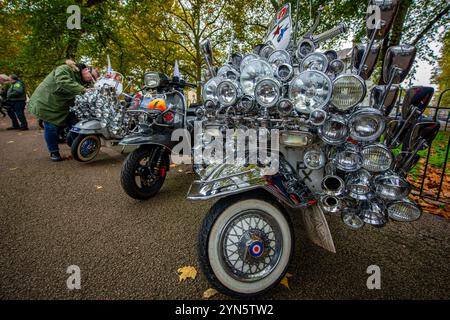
[144,72,161,88]
[319,114,348,145]
[216,79,240,106]
[239,95,255,112]
[217,65,240,81]
[239,53,259,72]
[277,99,293,116]
[300,52,329,72]
[240,59,273,96]
[259,44,275,60]
[202,77,221,102]
[374,173,411,201]
[358,198,387,226]
[268,50,291,69]
[304,148,326,170]
[342,207,365,229]
[328,59,345,75]
[280,131,313,147]
[348,108,385,142]
[361,144,393,173]
[331,74,366,112]
[309,109,327,126]
[289,71,332,114]
[387,198,422,222]
[255,77,281,108]
[333,144,362,172]
[346,169,372,200]
[296,39,315,59]
[275,64,294,82]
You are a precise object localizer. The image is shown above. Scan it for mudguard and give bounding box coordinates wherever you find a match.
[119,132,179,151]
[71,119,103,135]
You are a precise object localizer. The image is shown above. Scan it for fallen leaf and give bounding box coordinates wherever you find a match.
[177,266,197,282]
[7,141,14,144]
[9,167,18,171]
[203,288,218,299]
[95,185,103,190]
[280,273,293,289]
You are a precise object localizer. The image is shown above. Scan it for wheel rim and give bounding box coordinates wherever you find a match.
[80,137,99,158]
[134,154,163,189]
[218,210,282,283]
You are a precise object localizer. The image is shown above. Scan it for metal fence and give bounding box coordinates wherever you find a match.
[395,89,450,205]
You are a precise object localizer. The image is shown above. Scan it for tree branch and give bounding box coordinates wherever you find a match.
[411,4,450,46]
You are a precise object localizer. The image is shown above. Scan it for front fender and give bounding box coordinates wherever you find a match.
[119,133,177,150]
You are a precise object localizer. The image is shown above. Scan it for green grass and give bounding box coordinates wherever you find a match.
[391,131,450,181]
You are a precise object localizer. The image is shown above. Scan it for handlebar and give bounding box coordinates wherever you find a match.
[312,23,346,44]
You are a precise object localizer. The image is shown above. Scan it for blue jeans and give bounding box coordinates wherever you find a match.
[7,101,28,128]
[43,121,60,153]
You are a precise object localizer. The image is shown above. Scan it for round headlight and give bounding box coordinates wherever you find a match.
[277,99,293,116]
[216,79,240,106]
[319,114,348,145]
[333,144,362,172]
[255,77,281,108]
[328,59,345,75]
[304,148,326,170]
[309,109,327,126]
[204,99,217,113]
[346,169,372,200]
[342,208,365,229]
[324,50,338,61]
[331,74,366,112]
[348,108,385,142]
[289,70,332,114]
[202,77,221,102]
[300,52,329,72]
[361,144,393,173]
[387,198,422,222]
[217,65,240,81]
[358,198,387,226]
[239,95,255,112]
[276,64,294,82]
[374,173,411,201]
[268,50,291,69]
[240,59,273,96]
[239,53,259,72]
[259,44,275,60]
[296,39,315,59]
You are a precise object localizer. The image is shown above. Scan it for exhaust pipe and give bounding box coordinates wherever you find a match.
[321,175,346,196]
[319,195,342,214]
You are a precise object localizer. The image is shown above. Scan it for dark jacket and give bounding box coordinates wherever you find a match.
[7,80,26,102]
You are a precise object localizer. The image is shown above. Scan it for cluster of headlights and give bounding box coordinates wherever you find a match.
[200,45,422,228]
[72,89,128,136]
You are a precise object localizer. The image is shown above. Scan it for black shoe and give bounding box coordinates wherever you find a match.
[50,152,63,162]
[6,127,19,130]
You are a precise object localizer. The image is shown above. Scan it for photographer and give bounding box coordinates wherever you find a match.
[28,60,99,161]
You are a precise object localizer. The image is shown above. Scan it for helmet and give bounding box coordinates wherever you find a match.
[142,98,167,112]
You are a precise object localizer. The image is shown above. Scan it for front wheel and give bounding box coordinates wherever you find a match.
[71,134,101,162]
[120,146,168,200]
[198,193,294,298]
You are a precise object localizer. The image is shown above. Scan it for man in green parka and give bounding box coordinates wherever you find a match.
[28,60,99,161]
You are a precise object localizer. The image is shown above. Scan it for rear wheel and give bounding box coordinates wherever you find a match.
[198,192,294,298]
[120,146,169,200]
[71,134,101,162]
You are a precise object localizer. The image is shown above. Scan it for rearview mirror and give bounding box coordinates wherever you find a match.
[382,44,416,85]
[401,86,434,118]
[352,43,381,80]
[366,0,400,40]
[407,121,440,151]
[370,85,399,116]
[384,118,403,147]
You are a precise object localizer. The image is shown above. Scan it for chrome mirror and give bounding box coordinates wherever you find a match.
[407,121,440,151]
[382,44,416,85]
[370,85,399,116]
[352,43,381,80]
[366,0,400,40]
[401,86,434,118]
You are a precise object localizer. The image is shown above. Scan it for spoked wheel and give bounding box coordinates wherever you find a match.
[71,134,101,162]
[120,146,168,200]
[198,192,294,298]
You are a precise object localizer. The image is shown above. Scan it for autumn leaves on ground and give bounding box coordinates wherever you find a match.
[407,131,450,219]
